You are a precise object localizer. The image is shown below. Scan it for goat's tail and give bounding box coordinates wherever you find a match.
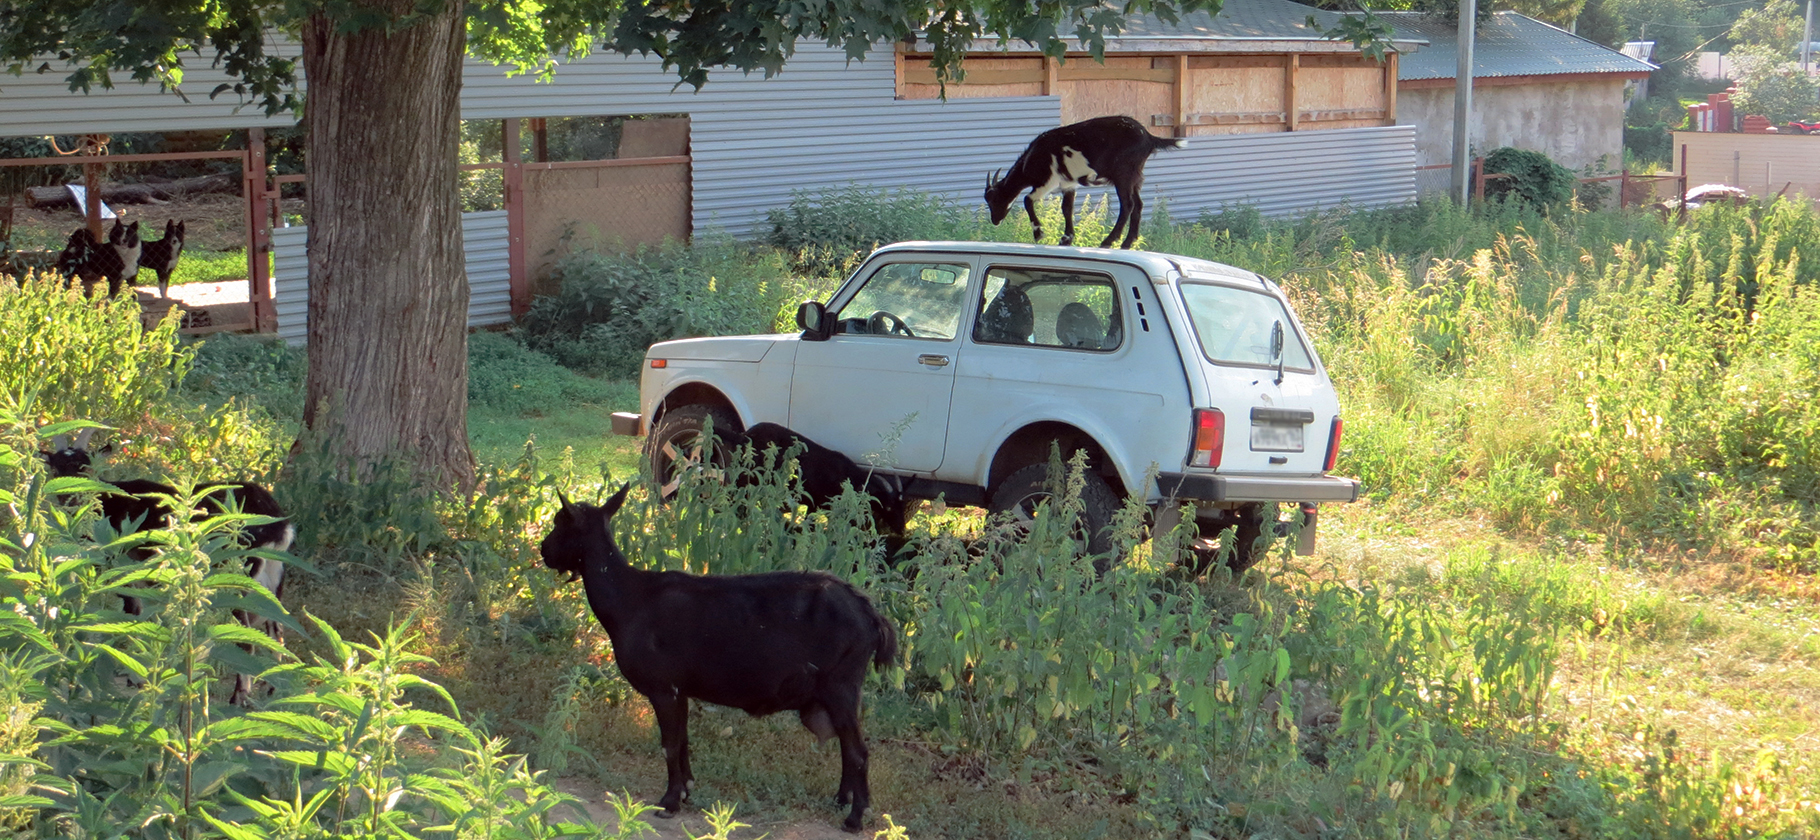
[1152,134,1188,152]
[870,607,899,671]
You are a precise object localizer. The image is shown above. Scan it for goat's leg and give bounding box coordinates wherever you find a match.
[1120,189,1145,249]
[650,693,693,817]
[822,687,870,832]
[1022,194,1044,243]
[834,717,870,832]
[1100,185,1136,249]
[1058,190,1077,246]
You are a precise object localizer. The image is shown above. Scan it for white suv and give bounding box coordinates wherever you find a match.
[610,241,1358,568]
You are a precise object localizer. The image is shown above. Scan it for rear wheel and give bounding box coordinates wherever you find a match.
[645,404,741,500]
[988,462,1121,562]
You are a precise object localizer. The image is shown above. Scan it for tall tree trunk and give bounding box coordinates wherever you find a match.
[300,1,475,489]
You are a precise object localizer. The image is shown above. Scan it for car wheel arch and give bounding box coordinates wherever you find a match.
[653,382,742,428]
[987,422,1127,500]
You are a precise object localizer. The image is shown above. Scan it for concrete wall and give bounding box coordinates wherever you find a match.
[1399,77,1627,172]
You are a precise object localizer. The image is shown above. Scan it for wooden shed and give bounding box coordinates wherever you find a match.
[897,0,1423,138]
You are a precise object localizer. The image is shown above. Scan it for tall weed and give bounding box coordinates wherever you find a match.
[0,273,192,428]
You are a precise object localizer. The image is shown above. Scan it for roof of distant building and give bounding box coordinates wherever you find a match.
[1373,11,1657,80]
[918,0,1427,54]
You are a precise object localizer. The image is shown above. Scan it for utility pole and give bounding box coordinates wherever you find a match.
[1451,0,1477,204]
[1802,0,1813,72]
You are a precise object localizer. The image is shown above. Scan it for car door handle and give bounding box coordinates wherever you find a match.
[917,354,950,367]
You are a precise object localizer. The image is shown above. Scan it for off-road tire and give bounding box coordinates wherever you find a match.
[645,404,741,500]
[988,462,1121,562]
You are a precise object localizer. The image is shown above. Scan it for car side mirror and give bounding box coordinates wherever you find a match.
[797,301,831,341]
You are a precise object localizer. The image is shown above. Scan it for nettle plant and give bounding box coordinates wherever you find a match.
[0,417,632,839]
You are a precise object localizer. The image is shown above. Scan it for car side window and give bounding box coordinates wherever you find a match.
[833,262,970,340]
[973,268,1122,351]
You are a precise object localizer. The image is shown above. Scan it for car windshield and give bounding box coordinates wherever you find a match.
[1178,282,1313,369]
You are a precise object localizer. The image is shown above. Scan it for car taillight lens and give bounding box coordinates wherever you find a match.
[1190,409,1224,468]
[1323,416,1343,471]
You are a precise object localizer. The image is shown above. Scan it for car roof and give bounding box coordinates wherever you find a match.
[872,241,1271,289]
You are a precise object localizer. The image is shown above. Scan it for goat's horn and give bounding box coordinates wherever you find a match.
[556,489,574,512]
[72,427,95,449]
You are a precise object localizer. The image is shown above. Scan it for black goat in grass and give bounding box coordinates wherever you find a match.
[984,115,1185,249]
[42,430,293,707]
[541,485,897,832]
[733,422,914,539]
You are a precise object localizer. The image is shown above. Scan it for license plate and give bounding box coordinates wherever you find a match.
[1250,422,1304,452]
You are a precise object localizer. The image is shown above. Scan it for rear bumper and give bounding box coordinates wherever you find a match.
[1156,471,1360,504]
[611,412,643,437]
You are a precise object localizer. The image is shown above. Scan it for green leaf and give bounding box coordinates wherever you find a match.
[261,749,360,777]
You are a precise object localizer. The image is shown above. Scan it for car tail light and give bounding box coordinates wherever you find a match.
[1190,409,1224,468]
[1323,416,1343,471]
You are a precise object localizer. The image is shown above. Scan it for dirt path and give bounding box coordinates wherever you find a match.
[549,777,860,840]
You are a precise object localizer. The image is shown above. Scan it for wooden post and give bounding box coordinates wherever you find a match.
[1384,52,1399,124]
[504,117,529,316]
[245,127,275,331]
[1284,54,1300,131]
[1678,143,1689,224]
[1043,56,1058,97]
[83,160,103,241]
[1619,168,1630,208]
[1174,54,1190,138]
[1473,155,1486,203]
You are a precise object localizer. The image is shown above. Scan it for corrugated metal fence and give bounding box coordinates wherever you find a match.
[272,211,511,347]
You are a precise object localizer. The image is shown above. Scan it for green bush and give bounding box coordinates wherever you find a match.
[520,238,799,377]
[764,186,977,275]
[1481,147,1577,212]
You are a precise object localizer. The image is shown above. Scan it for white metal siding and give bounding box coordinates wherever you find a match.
[272,210,514,347]
[1147,125,1418,218]
[0,52,303,135]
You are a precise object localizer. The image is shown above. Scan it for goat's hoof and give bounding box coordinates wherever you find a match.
[841,814,864,833]
[1058,236,1074,246]
[657,808,680,820]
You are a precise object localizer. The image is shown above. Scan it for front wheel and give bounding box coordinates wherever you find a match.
[645,404,741,500]
[988,462,1121,561]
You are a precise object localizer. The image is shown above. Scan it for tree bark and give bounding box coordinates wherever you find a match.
[300,1,475,489]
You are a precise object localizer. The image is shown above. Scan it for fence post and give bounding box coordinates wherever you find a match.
[504,118,528,317]
[245,127,276,332]
[1619,168,1629,209]
[1678,144,1689,224]
[1473,155,1486,203]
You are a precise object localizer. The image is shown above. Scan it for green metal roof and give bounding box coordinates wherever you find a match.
[1117,0,1375,42]
[1376,11,1656,80]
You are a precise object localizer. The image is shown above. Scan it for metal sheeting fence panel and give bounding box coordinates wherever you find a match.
[463,45,1065,238]
[689,97,1063,238]
[271,210,513,347]
[1144,125,1418,219]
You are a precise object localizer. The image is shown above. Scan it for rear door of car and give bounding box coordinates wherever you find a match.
[942,257,1190,493]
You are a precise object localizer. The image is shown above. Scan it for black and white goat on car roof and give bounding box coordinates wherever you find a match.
[984,115,1185,250]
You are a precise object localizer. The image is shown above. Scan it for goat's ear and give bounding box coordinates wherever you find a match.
[556,489,575,515]
[47,434,69,453]
[602,483,632,518]
[72,427,96,450]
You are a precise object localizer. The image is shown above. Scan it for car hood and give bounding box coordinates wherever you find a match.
[647,334,791,364]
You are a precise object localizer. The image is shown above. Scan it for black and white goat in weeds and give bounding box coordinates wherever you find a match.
[984,115,1185,249]
[540,485,897,832]
[41,430,293,706]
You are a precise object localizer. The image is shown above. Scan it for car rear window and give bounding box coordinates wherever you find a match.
[1179,282,1313,370]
